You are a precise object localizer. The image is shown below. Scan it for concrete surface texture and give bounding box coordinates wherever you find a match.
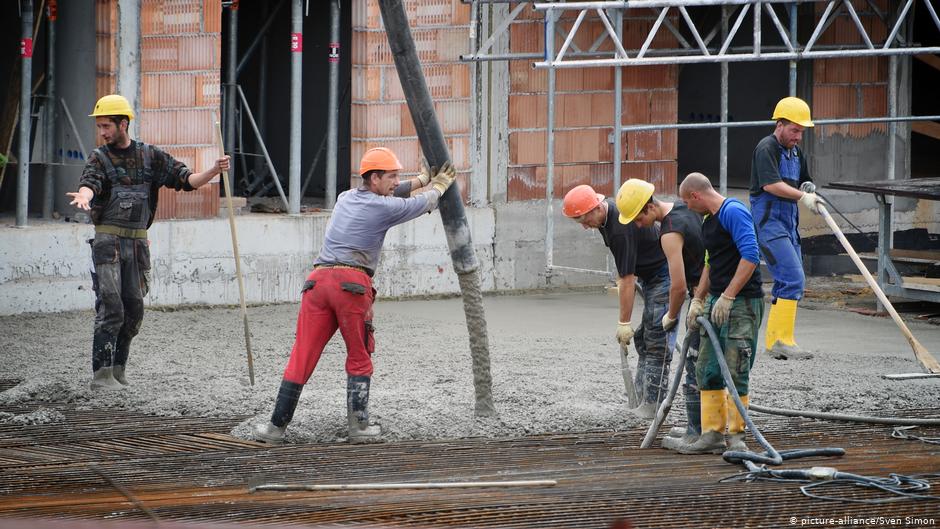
[1,284,938,444]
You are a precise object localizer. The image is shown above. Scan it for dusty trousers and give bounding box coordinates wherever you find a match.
[90,232,151,372]
[633,268,676,406]
[282,267,376,384]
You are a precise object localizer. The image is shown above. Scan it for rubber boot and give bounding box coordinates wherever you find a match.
[726,393,750,452]
[677,389,728,455]
[662,384,702,450]
[629,401,657,420]
[90,330,122,390]
[90,367,123,390]
[347,375,382,443]
[112,333,132,385]
[253,380,303,444]
[765,299,811,359]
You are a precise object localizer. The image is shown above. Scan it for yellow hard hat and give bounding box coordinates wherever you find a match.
[616,179,655,224]
[89,94,135,120]
[771,96,813,128]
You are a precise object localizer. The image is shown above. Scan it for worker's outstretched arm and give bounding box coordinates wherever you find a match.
[661,232,687,328]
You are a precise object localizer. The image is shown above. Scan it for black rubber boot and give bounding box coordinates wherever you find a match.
[112,333,133,385]
[253,380,303,444]
[347,375,381,443]
[90,330,122,390]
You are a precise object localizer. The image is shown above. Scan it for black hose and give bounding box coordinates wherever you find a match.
[697,317,845,466]
[750,403,940,426]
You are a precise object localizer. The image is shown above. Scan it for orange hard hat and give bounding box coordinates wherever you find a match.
[359,147,403,175]
[562,184,604,218]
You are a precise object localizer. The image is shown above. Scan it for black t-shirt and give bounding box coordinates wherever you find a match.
[749,134,811,196]
[702,201,763,299]
[598,198,666,281]
[660,201,704,290]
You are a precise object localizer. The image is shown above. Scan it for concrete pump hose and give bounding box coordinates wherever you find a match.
[640,331,693,448]
[697,317,845,466]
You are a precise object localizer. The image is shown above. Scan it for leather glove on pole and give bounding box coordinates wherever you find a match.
[710,293,735,327]
[686,298,704,330]
[616,321,635,347]
[430,162,457,195]
[417,160,433,187]
[799,191,823,214]
[662,312,678,332]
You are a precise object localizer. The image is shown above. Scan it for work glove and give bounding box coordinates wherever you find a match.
[417,160,433,187]
[686,298,704,330]
[661,312,678,332]
[710,293,735,327]
[799,191,823,214]
[430,162,456,195]
[616,321,634,347]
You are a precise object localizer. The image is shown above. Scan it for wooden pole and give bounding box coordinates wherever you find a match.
[215,119,255,385]
[818,203,940,374]
[250,480,558,493]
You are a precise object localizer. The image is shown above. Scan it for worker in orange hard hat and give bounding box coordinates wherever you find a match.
[562,183,676,420]
[66,94,230,391]
[749,96,824,361]
[253,147,457,445]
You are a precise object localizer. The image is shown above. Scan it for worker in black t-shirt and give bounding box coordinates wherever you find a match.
[563,184,675,419]
[618,178,706,451]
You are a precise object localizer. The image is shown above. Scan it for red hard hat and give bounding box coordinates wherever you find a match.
[562,184,604,218]
[359,147,403,175]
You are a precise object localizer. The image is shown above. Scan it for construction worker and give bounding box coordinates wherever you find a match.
[749,96,824,358]
[617,179,705,450]
[66,94,230,390]
[562,183,674,419]
[253,147,456,444]
[676,173,764,454]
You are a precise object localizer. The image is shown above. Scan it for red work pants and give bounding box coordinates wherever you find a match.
[282,267,376,383]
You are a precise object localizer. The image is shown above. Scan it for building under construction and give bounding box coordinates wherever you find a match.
[0,1,939,527]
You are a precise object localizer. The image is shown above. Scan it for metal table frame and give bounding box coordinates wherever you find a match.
[827,178,940,305]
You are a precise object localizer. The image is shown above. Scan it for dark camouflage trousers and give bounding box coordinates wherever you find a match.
[90,233,151,371]
[633,270,677,405]
[696,295,763,395]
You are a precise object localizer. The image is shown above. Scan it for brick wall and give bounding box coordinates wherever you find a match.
[351,1,472,199]
[96,0,220,220]
[812,0,889,138]
[507,10,679,200]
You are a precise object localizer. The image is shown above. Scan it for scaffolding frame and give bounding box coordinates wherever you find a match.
[462,0,940,281]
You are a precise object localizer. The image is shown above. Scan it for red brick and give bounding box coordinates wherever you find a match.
[622,91,650,125]
[621,161,649,181]
[138,110,178,145]
[452,65,471,98]
[196,72,220,107]
[452,3,471,25]
[650,90,677,123]
[447,135,471,171]
[509,94,546,129]
[159,73,198,108]
[437,101,470,134]
[142,37,178,72]
[178,34,221,70]
[203,0,222,33]
[177,109,214,144]
[351,103,402,138]
[352,66,381,102]
[560,94,592,128]
[556,68,583,91]
[582,68,613,90]
[509,131,546,165]
[814,85,857,118]
[507,166,539,201]
[510,22,542,54]
[590,93,615,127]
[648,161,678,194]
[661,129,677,160]
[628,131,661,160]
[141,75,160,109]
[510,60,547,93]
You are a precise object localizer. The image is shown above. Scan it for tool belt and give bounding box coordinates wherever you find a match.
[95,224,148,239]
[314,263,373,277]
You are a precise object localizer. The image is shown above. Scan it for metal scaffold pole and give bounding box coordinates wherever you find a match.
[325,0,340,209]
[288,0,303,214]
[17,0,34,227]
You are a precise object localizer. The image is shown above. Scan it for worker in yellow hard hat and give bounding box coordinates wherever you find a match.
[66,94,231,390]
[253,148,456,445]
[618,178,706,451]
[562,182,675,419]
[749,96,824,360]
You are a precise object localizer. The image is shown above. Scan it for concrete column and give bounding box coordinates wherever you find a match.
[116,0,140,138]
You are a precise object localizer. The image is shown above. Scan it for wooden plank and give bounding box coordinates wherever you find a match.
[912,121,940,142]
[915,53,940,72]
[848,274,940,293]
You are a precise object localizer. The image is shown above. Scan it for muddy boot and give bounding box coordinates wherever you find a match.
[726,393,749,452]
[676,389,727,455]
[666,426,686,438]
[662,432,699,451]
[726,432,748,452]
[347,375,382,443]
[111,365,129,386]
[629,401,657,420]
[253,380,303,444]
[90,367,123,390]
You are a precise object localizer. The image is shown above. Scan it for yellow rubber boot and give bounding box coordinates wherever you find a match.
[677,389,728,455]
[727,394,749,451]
[765,298,809,359]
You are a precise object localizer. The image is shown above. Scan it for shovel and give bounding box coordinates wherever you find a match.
[812,188,940,374]
[618,343,639,408]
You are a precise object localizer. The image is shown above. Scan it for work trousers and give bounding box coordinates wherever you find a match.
[751,193,804,302]
[633,269,676,405]
[282,267,376,384]
[696,295,763,396]
[90,233,151,371]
